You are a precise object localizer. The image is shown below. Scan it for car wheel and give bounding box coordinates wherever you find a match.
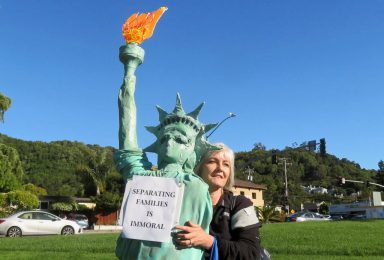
[7,226,22,237]
[61,226,75,235]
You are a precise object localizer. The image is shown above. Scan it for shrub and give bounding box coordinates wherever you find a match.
[7,190,39,210]
[92,192,120,212]
[51,202,75,212]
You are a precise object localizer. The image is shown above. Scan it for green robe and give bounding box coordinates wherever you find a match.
[114,149,212,260]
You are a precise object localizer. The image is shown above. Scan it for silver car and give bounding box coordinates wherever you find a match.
[286,211,332,222]
[0,210,82,237]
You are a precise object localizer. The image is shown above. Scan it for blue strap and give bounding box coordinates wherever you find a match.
[210,237,219,260]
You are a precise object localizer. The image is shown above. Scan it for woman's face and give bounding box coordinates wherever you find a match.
[200,150,231,190]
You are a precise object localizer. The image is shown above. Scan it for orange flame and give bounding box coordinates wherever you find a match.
[122,7,167,45]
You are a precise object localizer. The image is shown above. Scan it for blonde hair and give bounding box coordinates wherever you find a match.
[194,142,235,190]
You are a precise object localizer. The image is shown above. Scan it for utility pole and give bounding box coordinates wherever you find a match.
[279,157,292,212]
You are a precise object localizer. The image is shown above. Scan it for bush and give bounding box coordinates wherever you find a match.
[319,202,329,215]
[51,202,75,212]
[0,193,6,207]
[92,192,120,212]
[7,190,39,210]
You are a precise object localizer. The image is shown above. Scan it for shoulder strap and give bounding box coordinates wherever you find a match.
[230,194,237,212]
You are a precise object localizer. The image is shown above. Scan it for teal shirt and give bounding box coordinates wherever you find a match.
[114,149,213,260]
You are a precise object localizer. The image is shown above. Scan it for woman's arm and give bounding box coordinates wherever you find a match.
[175,221,214,250]
[215,225,261,260]
[214,195,261,260]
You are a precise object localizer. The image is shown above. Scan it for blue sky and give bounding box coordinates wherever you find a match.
[1,0,383,170]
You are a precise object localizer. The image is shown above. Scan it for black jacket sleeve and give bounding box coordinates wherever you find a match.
[216,225,261,260]
[215,194,261,260]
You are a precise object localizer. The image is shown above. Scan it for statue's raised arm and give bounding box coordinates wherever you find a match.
[118,6,168,150]
[118,44,144,150]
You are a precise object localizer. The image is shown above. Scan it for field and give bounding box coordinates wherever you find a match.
[261,220,384,260]
[0,220,383,259]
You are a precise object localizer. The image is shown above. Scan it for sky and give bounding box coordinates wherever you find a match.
[1,0,383,170]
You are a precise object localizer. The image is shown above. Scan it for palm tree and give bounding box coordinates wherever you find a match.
[256,205,279,224]
[76,150,111,196]
[0,92,12,123]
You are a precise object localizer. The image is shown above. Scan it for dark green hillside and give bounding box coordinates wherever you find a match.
[1,134,382,208]
[235,147,380,207]
[0,134,119,196]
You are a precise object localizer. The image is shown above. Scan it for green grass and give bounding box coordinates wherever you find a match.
[0,221,383,259]
[260,220,384,260]
[0,233,119,259]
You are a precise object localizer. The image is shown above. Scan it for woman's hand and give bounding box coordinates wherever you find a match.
[174,221,214,250]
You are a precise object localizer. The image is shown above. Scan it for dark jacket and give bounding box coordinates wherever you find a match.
[207,190,261,260]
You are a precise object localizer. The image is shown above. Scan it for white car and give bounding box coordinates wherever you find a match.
[0,210,82,237]
[286,211,332,222]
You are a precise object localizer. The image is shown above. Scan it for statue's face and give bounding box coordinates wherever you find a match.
[157,124,197,166]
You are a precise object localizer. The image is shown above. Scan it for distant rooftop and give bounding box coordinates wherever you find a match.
[234,179,267,190]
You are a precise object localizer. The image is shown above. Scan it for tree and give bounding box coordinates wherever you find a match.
[0,144,24,192]
[253,142,266,151]
[76,150,111,195]
[0,92,11,122]
[376,160,384,185]
[22,183,48,196]
[256,206,280,223]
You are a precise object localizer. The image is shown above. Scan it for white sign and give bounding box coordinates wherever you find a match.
[119,175,184,242]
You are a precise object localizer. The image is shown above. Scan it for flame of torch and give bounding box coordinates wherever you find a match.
[122,7,167,45]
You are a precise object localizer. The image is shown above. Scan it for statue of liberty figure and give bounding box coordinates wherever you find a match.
[114,7,218,259]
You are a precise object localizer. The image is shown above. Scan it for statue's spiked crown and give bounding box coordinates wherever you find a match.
[144,94,220,160]
[156,93,206,133]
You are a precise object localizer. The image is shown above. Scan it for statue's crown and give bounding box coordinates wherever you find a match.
[144,93,219,156]
[156,93,204,133]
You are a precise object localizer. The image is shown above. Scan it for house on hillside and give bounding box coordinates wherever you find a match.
[231,179,267,207]
[302,185,328,194]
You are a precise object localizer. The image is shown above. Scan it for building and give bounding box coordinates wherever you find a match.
[231,179,267,207]
[329,192,384,219]
[302,185,328,194]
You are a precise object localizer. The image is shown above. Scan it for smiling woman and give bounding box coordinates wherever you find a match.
[175,143,263,260]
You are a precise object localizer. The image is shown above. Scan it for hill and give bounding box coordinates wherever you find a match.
[234,146,380,207]
[1,134,382,208]
[0,134,120,196]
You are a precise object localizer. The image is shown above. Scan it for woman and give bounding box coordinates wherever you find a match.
[176,143,262,260]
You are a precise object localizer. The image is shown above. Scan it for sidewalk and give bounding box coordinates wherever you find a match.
[83,225,122,234]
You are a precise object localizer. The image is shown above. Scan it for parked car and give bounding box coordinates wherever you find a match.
[67,213,89,229]
[0,210,82,237]
[286,211,332,222]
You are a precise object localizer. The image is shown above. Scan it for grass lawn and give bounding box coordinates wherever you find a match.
[261,220,384,260]
[0,233,119,260]
[0,220,383,259]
